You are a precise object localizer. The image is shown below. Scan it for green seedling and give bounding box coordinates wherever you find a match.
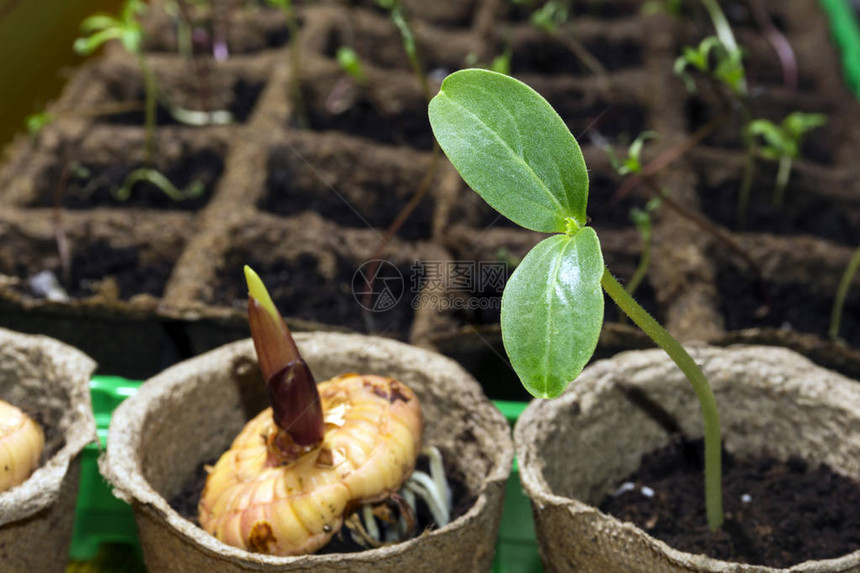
[376,0,430,100]
[267,0,307,126]
[747,112,827,207]
[430,69,724,531]
[674,36,745,97]
[626,198,661,298]
[604,131,658,176]
[530,0,568,32]
[75,0,156,165]
[361,0,440,320]
[675,0,762,231]
[113,168,205,202]
[603,132,660,297]
[336,47,368,86]
[829,246,860,344]
[25,111,54,141]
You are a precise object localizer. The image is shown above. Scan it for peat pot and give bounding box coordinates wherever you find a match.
[515,345,860,573]
[102,332,513,572]
[0,327,96,572]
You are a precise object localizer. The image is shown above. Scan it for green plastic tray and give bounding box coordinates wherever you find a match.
[819,0,860,98]
[70,378,541,571]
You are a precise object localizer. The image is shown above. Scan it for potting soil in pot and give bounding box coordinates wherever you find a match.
[599,438,860,568]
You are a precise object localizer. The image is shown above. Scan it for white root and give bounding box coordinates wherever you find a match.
[356,446,453,545]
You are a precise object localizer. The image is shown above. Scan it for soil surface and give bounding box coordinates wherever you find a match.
[599,438,860,568]
[696,174,860,247]
[717,263,860,348]
[213,253,416,340]
[33,151,223,211]
[260,147,434,240]
[169,452,473,555]
[301,92,435,151]
[62,240,172,299]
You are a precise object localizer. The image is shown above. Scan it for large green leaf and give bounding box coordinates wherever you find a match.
[429,69,589,233]
[501,229,604,398]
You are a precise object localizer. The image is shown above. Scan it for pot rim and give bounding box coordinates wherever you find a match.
[0,327,97,526]
[103,332,513,566]
[514,344,860,573]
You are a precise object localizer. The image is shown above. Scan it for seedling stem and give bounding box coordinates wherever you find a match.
[601,268,723,530]
[829,247,860,343]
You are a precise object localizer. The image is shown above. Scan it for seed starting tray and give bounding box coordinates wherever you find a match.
[0,0,858,401]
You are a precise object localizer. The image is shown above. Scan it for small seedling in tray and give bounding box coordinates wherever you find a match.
[747,111,827,208]
[74,0,209,204]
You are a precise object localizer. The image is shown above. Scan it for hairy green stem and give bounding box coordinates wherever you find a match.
[829,247,860,342]
[773,155,792,208]
[601,268,724,531]
[138,54,157,166]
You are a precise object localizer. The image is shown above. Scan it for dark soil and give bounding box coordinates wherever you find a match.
[143,13,291,55]
[716,264,860,348]
[169,451,473,554]
[213,253,415,340]
[599,438,860,567]
[351,0,478,28]
[695,173,860,246]
[510,36,643,76]
[61,239,172,300]
[506,0,648,22]
[301,93,435,151]
[98,78,265,126]
[549,93,646,141]
[32,150,223,211]
[260,149,433,240]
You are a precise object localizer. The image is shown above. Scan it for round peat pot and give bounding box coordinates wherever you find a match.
[515,345,860,573]
[102,332,513,572]
[0,327,96,572]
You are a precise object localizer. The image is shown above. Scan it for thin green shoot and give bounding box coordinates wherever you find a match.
[429,69,724,531]
[75,0,157,165]
[747,112,827,207]
[113,168,205,202]
[674,36,745,97]
[377,0,431,101]
[829,246,860,344]
[337,47,368,86]
[626,198,660,297]
[675,0,758,230]
[604,131,658,176]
